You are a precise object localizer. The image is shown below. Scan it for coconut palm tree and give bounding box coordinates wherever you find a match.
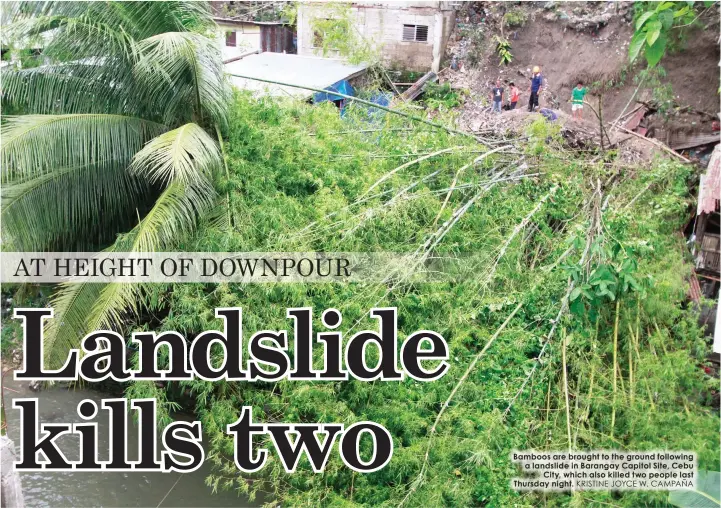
[1,1,230,366]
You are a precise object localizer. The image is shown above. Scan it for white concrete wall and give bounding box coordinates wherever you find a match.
[297,3,454,72]
[216,21,261,62]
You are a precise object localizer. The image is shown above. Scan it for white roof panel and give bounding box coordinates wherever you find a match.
[225,52,368,99]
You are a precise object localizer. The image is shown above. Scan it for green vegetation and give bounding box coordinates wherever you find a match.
[1,2,717,506]
[309,2,379,66]
[423,82,463,111]
[503,8,528,28]
[629,1,714,67]
[1,2,230,367]
[494,35,513,66]
[118,95,717,506]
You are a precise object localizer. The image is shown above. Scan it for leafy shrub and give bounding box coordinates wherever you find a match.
[503,8,528,28]
[494,35,513,66]
[423,82,462,110]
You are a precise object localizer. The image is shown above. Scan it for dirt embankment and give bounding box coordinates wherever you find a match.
[445,1,719,134]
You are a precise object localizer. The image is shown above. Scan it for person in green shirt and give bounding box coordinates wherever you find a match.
[571,81,588,120]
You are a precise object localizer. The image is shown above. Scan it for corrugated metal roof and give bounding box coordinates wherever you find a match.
[225,52,368,99]
[670,132,721,150]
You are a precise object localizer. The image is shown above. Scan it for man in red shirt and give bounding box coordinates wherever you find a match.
[509,82,520,110]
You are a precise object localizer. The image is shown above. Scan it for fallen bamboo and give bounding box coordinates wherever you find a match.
[611,299,620,438]
[609,77,645,128]
[309,127,414,136]
[484,185,559,283]
[432,145,512,226]
[503,187,598,417]
[362,146,461,196]
[399,301,524,507]
[227,72,489,144]
[562,328,572,450]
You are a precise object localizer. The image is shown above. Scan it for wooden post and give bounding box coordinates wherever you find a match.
[598,95,605,151]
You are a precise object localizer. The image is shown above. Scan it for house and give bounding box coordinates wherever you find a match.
[296,1,456,72]
[215,18,296,62]
[692,143,721,355]
[225,52,367,100]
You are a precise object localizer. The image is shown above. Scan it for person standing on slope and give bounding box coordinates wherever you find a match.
[491,79,504,114]
[571,81,588,120]
[528,66,542,112]
[509,82,520,110]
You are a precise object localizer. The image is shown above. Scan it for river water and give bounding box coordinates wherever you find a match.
[3,375,251,507]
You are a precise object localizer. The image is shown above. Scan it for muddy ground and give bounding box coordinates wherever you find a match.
[444,1,719,136]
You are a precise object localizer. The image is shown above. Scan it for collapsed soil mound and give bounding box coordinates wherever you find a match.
[445,1,719,133]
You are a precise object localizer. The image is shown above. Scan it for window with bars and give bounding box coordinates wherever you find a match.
[402,24,429,42]
[225,31,237,47]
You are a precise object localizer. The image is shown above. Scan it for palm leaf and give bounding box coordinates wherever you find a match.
[1,161,147,251]
[43,180,216,367]
[125,180,216,253]
[134,32,230,127]
[130,123,221,186]
[669,471,721,508]
[1,61,138,115]
[1,113,166,181]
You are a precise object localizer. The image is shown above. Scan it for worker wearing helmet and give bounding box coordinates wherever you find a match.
[528,66,543,112]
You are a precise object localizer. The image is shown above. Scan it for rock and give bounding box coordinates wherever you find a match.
[1,436,25,507]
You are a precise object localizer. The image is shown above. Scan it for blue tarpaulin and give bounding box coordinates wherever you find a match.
[313,79,355,104]
[314,81,393,122]
[540,108,558,121]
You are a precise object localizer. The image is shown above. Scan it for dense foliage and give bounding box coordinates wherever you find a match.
[121,94,719,506]
[629,1,716,67]
[1,1,230,366]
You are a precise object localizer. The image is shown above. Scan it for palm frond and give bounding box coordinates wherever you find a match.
[43,180,216,366]
[134,32,230,128]
[1,161,147,251]
[130,123,221,186]
[1,61,138,115]
[2,2,216,120]
[43,280,107,369]
[122,180,216,253]
[1,114,166,181]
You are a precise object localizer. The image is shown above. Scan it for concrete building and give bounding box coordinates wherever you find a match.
[215,18,296,62]
[215,18,262,61]
[297,2,455,72]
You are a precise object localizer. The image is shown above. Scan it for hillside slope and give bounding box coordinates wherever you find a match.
[446,2,719,133]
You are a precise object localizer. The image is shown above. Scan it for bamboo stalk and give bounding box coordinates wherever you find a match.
[399,302,523,507]
[614,126,691,163]
[611,299,620,438]
[545,379,552,422]
[575,319,599,448]
[362,146,461,197]
[631,327,657,411]
[484,185,558,283]
[609,76,645,128]
[432,145,512,226]
[653,321,669,355]
[562,329,572,450]
[628,323,634,407]
[309,127,415,136]
[503,201,596,417]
